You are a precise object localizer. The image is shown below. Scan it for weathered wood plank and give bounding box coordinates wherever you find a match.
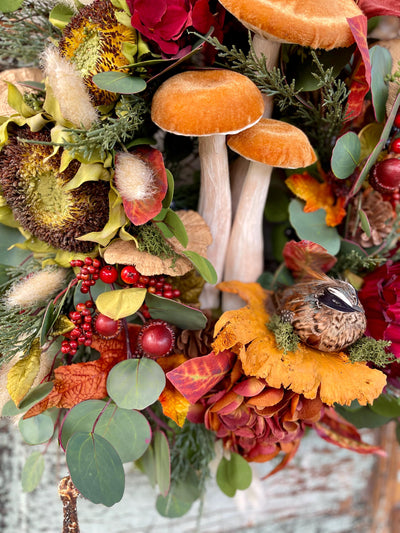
[0,418,398,532]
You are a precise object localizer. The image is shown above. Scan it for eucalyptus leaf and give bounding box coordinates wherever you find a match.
[181,251,217,284]
[288,200,341,255]
[0,0,23,12]
[370,394,400,418]
[19,413,55,445]
[331,132,361,179]
[335,404,392,428]
[154,430,170,497]
[135,445,156,487]
[163,209,188,247]
[22,451,44,493]
[96,287,146,320]
[145,292,207,329]
[2,399,21,417]
[156,479,199,517]
[216,453,252,497]
[92,72,147,94]
[18,382,54,412]
[61,400,152,462]
[66,432,125,506]
[106,358,166,410]
[359,209,371,239]
[370,46,392,123]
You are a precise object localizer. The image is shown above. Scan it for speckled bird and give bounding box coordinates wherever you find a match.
[274,273,366,352]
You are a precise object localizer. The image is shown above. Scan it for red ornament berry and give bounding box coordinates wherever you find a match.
[369,158,400,194]
[138,320,175,358]
[99,265,118,284]
[121,265,139,285]
[394,113,400,129]
[391,138,400,154]
[94,313,122,338]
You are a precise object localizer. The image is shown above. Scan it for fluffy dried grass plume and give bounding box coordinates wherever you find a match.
[4,267,68,310]
[41,46,98,129]
[114,152,159,201]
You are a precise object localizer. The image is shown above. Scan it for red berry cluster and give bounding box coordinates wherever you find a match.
[61,301,94,355]
[120,265,181,299]
[70,257,101,294]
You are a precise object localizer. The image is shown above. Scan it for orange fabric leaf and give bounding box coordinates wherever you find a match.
[213,281,387,407]
[157,353,191,427]
[25,325,141,418]
[285,173,346,227]
[282,240,337,279]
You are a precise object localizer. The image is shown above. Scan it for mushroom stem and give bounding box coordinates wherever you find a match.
[223,160,272,310]
[252,35,281,118]
[198,134,231,309]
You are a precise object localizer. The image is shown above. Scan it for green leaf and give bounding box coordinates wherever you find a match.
[163,209,188,247]
[106,358,166,410]
[156,479,199,517]
[154,430,170,497]
[49,3,74,30]
[288,200,341,255]
[181,251,217,284]
[154,220,174,239]
[370,46,392,123]
[2,399,21,416]
[145,291,207,329]
[18,413,55,445]
[359,209,371,239]
[162,169,175,209]
[21,451,45,493]
[39,302,55,345]
[335,403,392,429]
[66,432,125,507]
[0,0,23,13]
[135,444,156,487]
[216,453,252,497]
[92,72,147,94]
[61,400,151,463]
[18,382,54,411]
[370,394,400,418]
[331,132,361,179]
[95,287,146,320]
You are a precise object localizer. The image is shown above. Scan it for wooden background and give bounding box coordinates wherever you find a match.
[1,418,399,533]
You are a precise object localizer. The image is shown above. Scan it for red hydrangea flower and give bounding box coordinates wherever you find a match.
[126,0,225,56]
[358,261,400,358]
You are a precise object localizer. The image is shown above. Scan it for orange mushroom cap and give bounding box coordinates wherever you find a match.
[218,0,363,50]
[227,118,317,168]
[151,69,264,136]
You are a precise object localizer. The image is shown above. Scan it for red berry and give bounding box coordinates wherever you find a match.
[61,345,70,354]
[69,341,78,350]
[149,278,157,287]
[139,275,150,286]
[369,158,400,193]
[70,328,81,338]
[76,303,86,312]
[391,138,400,154]
[85,300,94,308]
[163,290,173,299]
[84,257,93,266]
[78,335,86,344]
[80,286,89,294]
[99,265,118,284]
[93,259,101,268]
[121,265,139,285]
[94,313,122,338]
[138,320,175,358]
[84,339,92,347]
[75,260,84,267]
[163,283,172,291]
[172,289,181,298]
[155,281,164,290]
[394,113,400,129]
[147,287,157,294]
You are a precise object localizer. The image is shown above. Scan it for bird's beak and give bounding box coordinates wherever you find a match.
[352,304,364,313]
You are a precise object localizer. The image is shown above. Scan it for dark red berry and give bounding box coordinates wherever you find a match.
[76,303,86,312]
[172,289,181,298]
[84,257,93,266]
[394,113,400,129]
[138,320,175,358]
[369,158,400,193]
[80,286,89,294]
[94,313,122,338]
[391,138,400,154]
[121,265,139,285]
[99,265,118,284]
[139,275,150,286]
[70,328,81,339]
[93,259,101,268]
[85,300,94,308]
[61,344,70,354]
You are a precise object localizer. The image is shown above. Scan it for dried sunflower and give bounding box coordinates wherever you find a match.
[0,127,109,252]
[58,0,137,106]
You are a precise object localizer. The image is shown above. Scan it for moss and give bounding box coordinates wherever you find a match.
[347,337,395,367]
[267,314,300,353]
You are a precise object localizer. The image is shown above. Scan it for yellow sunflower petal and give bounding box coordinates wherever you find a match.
[213,281,386,407]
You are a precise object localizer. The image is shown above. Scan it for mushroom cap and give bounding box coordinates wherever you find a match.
[151,69,264,136]
[227,118,317,168]
[103,210,212,277]
[218,0,363,50]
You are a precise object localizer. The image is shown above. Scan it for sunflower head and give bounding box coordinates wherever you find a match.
[58,0,137,106]
[0,127,109,252]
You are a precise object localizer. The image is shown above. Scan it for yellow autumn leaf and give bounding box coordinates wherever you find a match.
[96,287,147,320]
[213,281,386,407]
[7,339,41,406]
[52,315,75,336]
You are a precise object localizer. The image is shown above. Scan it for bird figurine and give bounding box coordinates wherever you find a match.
[274,272,366,352]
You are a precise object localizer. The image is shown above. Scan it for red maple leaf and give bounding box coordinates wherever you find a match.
[24,325,141,418]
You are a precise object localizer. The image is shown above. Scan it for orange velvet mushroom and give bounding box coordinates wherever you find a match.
[151,69,264,308]
[223,119,317,310]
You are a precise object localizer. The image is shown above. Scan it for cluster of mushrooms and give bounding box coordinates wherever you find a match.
[151,0,362,309]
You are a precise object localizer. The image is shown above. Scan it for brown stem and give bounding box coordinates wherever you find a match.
[58,476,80,533]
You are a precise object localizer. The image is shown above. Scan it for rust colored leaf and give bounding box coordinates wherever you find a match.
[282,240,337,279]
[166,350,236,404]
[24,325,141,418]
[347,15,371,86]
[285,173,346,227]
[345,58,370,122]
[116,146,168,226]
[213,281,387,407]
